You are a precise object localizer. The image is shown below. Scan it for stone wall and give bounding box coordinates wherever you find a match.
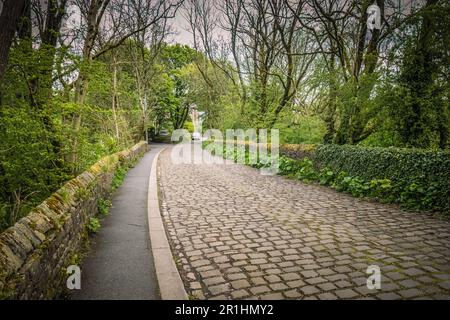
[0,141,148,299]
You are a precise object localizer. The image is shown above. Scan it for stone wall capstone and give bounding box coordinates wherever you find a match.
[0,141,148,299]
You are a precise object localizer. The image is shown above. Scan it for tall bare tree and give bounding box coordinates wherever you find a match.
[184,0,318,127]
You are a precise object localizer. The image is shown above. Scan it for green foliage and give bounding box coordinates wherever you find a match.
[0,203,8,232]
[296,158,318,182]
[0,43,144,231]
[98,199,112,217]
[1,2,449,234]
[87,217,101,234]
[112,165,127,190]
[333,173,368,197]
[0,103,70,229]
[336,74,379,145]
[367,179,394,200]
[206,140,450,214]
[69,253,82,265]
[276,114,326,144]
[280,144,316,161]
[382,77,449,149]
[375,2,450,149]
[160,44,199,71]
[314,144,450,212]
[56,103,122,173]
[183,121,194,133]
[278,156,301,175]
[318,168,335,186]
[159,44,199,130]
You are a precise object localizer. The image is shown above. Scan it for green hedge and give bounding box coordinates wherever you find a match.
[313,145,450,213]
[280,144,316,160]
[203,140,450,214]
[314,145,448,184]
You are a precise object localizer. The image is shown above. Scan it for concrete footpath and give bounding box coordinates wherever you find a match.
[70,144,166,300]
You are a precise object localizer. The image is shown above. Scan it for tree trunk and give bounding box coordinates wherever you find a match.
[112,58,120,142]
[69,0,110,169]
[17,0,31,40]
[398,0,438,148]
[37,0,68,103]
[0,0,27,83]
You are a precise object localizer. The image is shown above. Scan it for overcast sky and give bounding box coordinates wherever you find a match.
[169,8,193,46]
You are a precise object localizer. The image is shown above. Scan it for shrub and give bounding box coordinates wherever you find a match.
[98,199,112,217]
[203,139,449,214]
[318,168,335,186]
[87,217,101,234]
[296,158,318,182]
[368,179,394,200]
[314,144,450,212]
[280,144,316,160]
[112,165,127,190]
[278,156,301,175]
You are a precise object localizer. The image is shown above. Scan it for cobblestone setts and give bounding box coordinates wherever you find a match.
[158,147,450,300]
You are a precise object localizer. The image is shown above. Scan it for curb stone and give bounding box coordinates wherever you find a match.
[147,147,188,300]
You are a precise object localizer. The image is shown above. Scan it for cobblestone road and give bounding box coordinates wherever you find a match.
[158,146,450,300]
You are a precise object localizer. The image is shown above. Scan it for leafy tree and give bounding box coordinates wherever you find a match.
[159,44,199,129]
[387,0,449,149]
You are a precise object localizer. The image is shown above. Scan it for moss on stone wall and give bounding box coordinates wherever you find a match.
[0,141,148,299]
